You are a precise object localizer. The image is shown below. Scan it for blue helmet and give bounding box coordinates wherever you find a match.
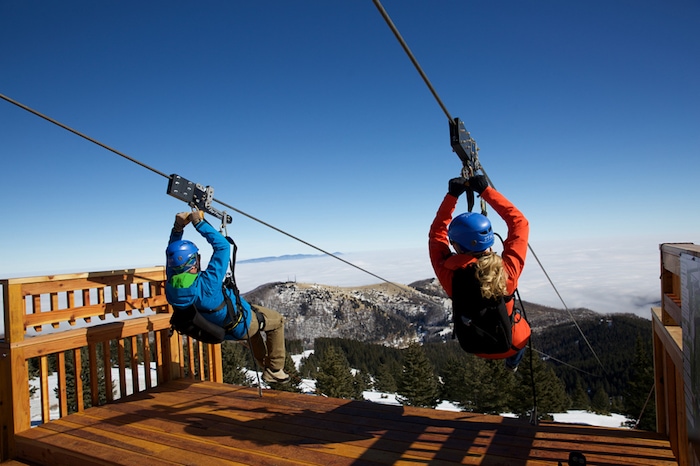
[166,240,199,273]
[448,212,494,253]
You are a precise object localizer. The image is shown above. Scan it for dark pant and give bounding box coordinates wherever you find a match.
[506,347,526,368]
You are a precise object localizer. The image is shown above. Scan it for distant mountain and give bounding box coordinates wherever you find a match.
[242,278,603,349]
[239,253,342,264]
[244,279,448,348]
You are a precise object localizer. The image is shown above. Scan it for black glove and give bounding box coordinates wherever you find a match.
[448,177,468,197]
[468,175,489,195]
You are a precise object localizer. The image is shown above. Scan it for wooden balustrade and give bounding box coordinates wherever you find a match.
[0,267,223,461]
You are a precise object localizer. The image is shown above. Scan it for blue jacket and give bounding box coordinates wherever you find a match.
[165,220,252,340]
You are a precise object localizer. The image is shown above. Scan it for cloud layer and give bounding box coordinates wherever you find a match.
[235,236,670,319]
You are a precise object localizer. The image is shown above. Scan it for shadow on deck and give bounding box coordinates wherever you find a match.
[13,379,676,466]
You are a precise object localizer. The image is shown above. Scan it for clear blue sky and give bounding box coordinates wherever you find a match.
[1,0,698,278]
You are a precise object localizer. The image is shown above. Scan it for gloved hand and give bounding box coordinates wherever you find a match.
[448,177,468,197]
[468,175,489,195]
[173,212,191,232]
[190,209,204,225]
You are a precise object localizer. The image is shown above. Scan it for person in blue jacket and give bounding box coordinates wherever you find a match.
[165,210,290,384]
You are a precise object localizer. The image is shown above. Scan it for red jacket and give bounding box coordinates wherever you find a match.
[428,186,530,359]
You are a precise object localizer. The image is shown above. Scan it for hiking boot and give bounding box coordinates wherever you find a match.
[263,368,290,384]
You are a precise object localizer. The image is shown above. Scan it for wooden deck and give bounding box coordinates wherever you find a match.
[12,379,677,466]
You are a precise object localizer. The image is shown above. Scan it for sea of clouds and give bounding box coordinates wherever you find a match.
[235,236,669,319]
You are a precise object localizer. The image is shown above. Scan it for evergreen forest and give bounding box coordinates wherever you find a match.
[231,312,655,429]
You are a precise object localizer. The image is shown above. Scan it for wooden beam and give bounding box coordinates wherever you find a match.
[652,307,683,369]
[662,293,683,328]
[4,283,26,344]
[653,324,668,435]
[12,314,172,359]
[5,267,166,288]
[9,346,29,453]
[23,296,169,330]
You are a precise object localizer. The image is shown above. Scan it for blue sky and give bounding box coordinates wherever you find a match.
[1,0,698,287]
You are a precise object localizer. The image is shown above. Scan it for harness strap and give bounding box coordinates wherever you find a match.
[222,228,264,396]
[222,289,244,332]
[252,306,266,332]
[198,298,227,314]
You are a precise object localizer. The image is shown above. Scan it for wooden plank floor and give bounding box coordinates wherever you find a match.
[13,379,677,466]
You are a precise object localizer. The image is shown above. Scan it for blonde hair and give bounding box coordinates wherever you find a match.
[474,252,507,299]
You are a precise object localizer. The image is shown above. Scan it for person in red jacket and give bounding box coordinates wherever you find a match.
[429,175,530,370]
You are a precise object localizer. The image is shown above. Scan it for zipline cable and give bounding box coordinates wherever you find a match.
[372,0,496,192]
[0,92,405,290]
[527,246,606,373]
[371,0,606,374]
[372,0,452,124]
[530,347,602,378]
[0,93,169,179]
[634,383,655,429]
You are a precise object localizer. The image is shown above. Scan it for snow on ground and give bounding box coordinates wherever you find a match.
[550,410,630,428]
[29,351,632,429]
[290,351,633,427]
[29,365,158,426]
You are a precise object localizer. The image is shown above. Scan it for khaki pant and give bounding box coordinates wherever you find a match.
[244,305,286,372]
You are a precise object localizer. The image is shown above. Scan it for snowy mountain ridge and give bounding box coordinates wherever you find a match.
[243,278,601,348]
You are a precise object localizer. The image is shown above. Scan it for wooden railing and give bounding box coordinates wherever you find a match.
[653,243,700,466]
[0,267,223,461]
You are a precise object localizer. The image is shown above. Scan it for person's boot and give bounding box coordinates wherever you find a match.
[263,368,290,384]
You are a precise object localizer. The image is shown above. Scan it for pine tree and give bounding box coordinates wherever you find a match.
[221,341,252,385]
[622,335,656,430]
[461,355,490,412]
[315,346,359,399]
[454,355,514,414]
[298,352,320,379]
[481,359,516,414]
[396,343,440,408]
[373,363,398,393]
[591,386,611,415]
[354,370,372,395]
[439,355,471,404]
[570,378,591,411]
[511,349,569,419]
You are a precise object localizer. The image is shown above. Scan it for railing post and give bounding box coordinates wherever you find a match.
[0,340,12,462]
[208,343,224,383]
[167,325,183,381]
[1,282,30,461]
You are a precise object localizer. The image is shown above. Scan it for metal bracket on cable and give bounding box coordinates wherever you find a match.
[166,174,232,224]
[220,211,229,237]
[450,117,480,171]
[450,118,486,214]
